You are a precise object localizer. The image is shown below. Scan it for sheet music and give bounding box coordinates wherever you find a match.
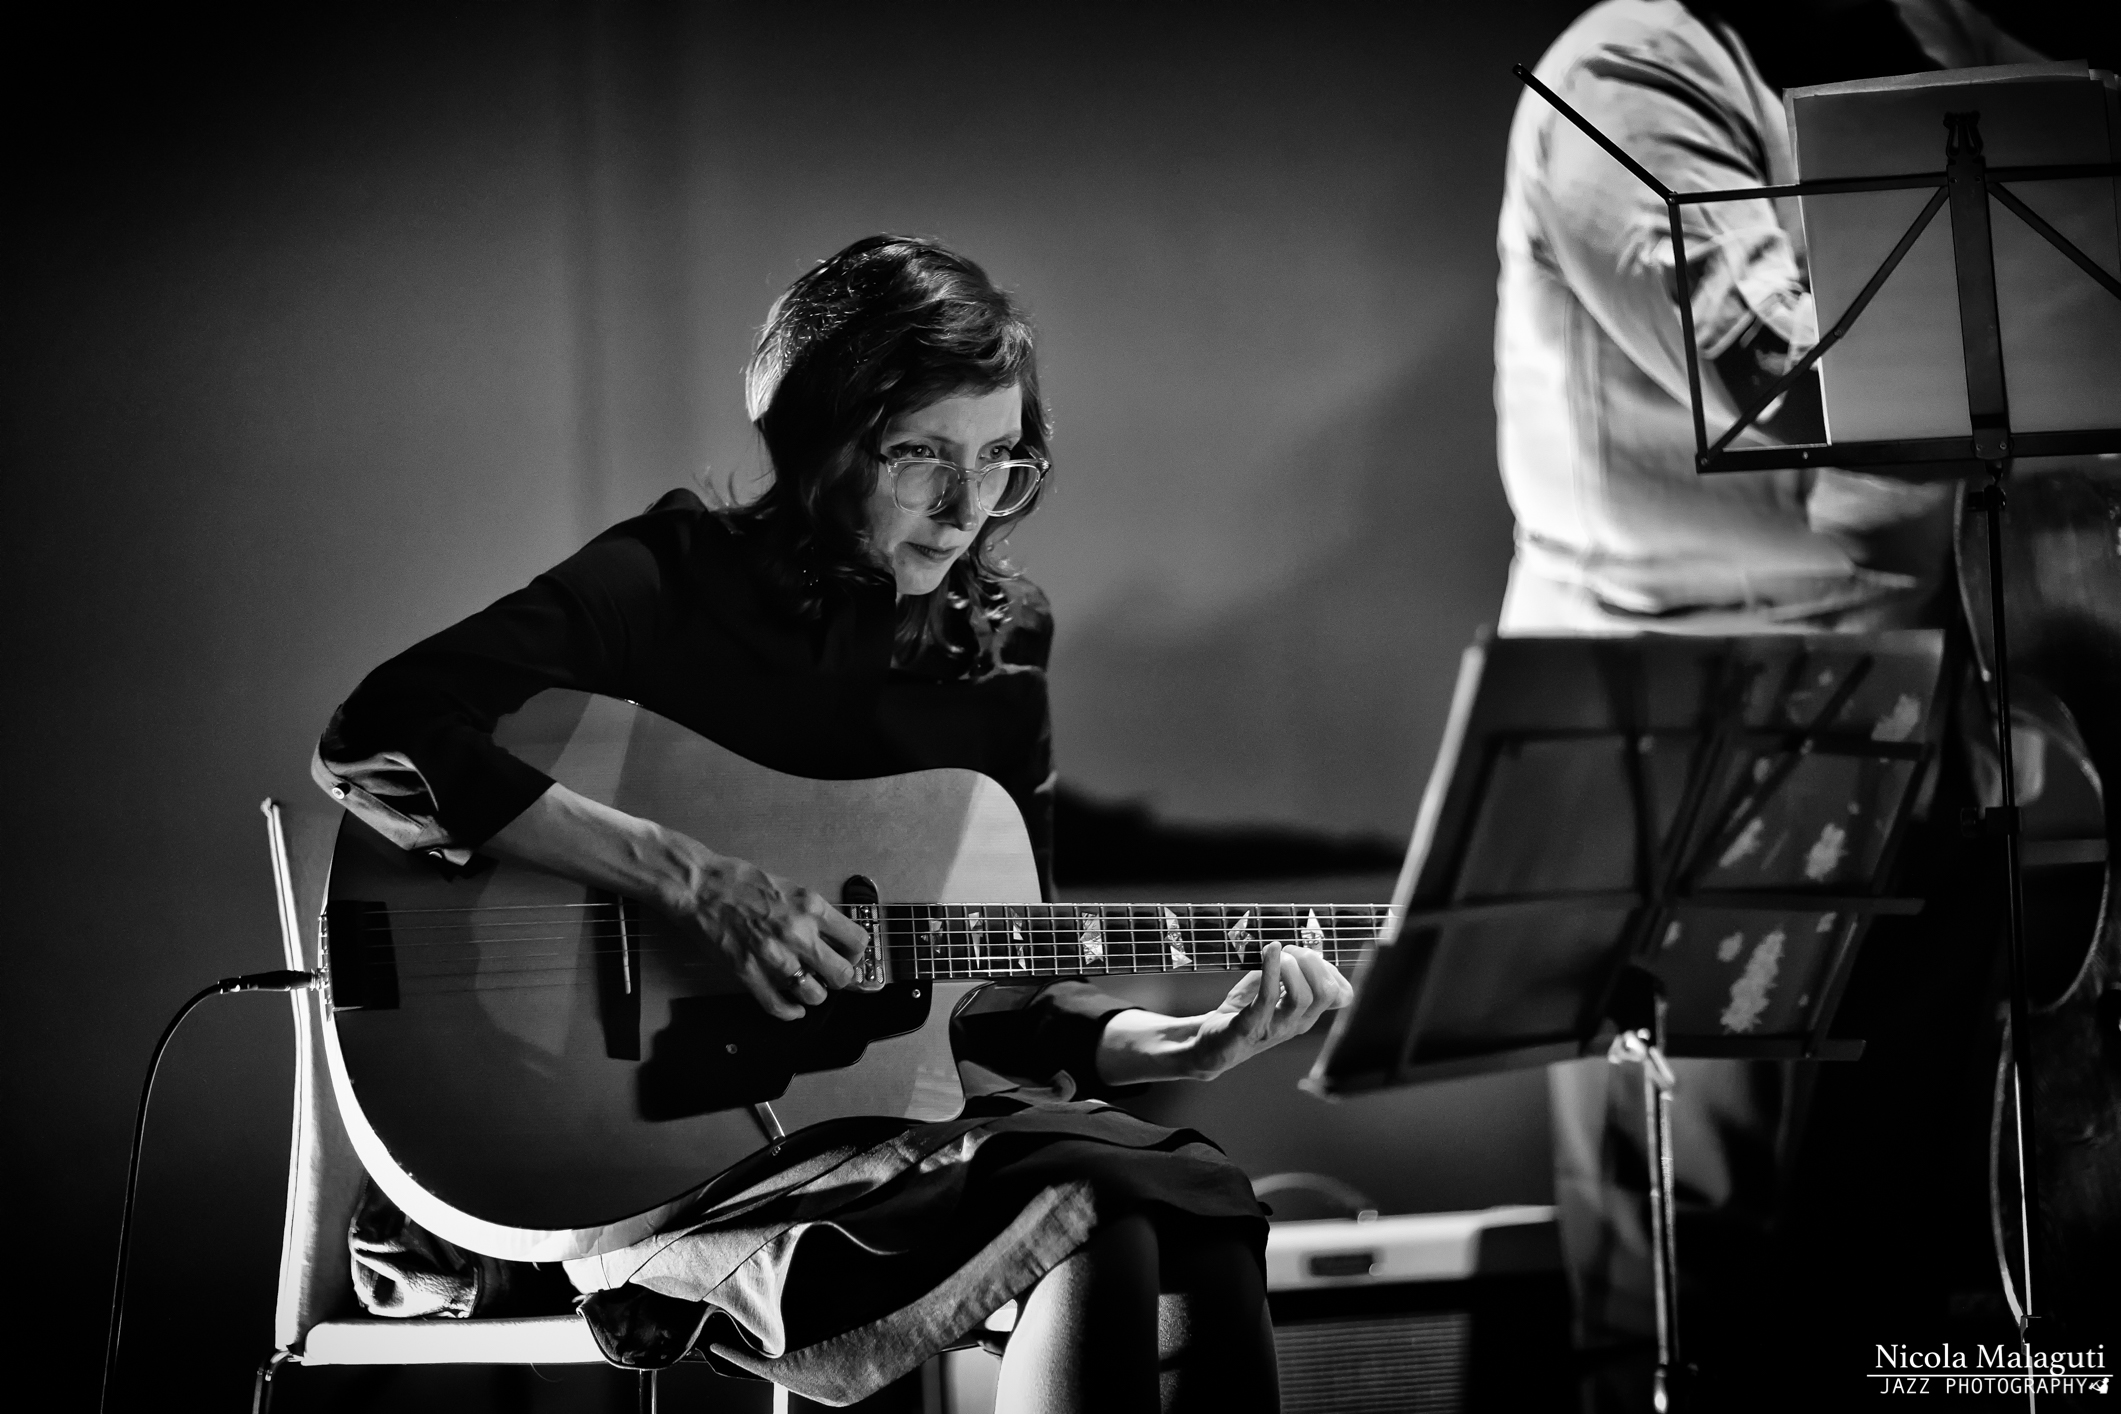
[1785,61,2121,442]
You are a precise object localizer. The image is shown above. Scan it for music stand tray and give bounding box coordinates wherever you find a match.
[1308,631,1943,1409]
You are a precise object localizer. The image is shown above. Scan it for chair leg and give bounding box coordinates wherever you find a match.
[251,1351,294,1414]
[637,1367,657,1414]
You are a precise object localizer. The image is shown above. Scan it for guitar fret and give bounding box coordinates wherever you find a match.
[1224,906,1256,968]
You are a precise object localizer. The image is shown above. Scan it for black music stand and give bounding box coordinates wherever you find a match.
[1507,63,2121,1373]
[1309,632,1946,1411]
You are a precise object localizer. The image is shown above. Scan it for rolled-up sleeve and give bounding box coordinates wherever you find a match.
[1528,29,1957,598]
[313,529,672,857]
[1531,42,1813,431]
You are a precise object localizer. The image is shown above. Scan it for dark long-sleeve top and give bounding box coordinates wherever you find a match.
[313,489,1129,1098]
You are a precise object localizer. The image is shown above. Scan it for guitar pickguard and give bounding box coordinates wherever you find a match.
[637,983,932,1119]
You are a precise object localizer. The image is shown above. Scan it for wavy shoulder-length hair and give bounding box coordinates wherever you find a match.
[722,234,1053,668]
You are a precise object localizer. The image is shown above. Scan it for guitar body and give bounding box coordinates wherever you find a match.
[322,690,1037,1261]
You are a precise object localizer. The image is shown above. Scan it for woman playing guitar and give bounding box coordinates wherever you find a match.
[313,234,1350,1412]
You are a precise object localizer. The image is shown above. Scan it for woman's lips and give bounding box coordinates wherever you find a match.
[906,543,961,562]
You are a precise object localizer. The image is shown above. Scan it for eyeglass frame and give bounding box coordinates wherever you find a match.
[879,453,1050,518]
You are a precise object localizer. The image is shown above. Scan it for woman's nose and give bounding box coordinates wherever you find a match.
[933,481,979,530]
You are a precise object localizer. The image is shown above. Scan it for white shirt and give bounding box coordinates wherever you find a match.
[1494,0,1958,634]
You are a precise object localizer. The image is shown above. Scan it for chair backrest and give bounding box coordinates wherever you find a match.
[262,798,366,1353]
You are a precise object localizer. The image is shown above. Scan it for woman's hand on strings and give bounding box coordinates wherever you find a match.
[481,781,869,1021]
[665,855,871,1020]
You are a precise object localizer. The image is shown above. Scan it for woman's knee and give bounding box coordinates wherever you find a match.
[1151,1216,1262,1303]
[1149,1219,1275,1404]
[1023,1213,1159,1330]
[1061,1213,1158,1294]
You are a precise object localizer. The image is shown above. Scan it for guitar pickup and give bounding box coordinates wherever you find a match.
[842,874,887,989]
[323,900,400,1011]
[590,891,641,1061]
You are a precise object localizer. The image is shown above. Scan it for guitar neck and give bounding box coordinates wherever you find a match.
[849,902,1394,982]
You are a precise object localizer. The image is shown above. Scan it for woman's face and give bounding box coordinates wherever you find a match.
[863,383,1024,597]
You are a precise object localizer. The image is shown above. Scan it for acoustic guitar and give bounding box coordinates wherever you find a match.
[319,690,1393,1262]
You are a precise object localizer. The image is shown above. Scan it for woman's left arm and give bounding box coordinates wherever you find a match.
[1095,941,1352,1085]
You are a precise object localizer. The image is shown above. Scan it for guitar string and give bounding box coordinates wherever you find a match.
[375,951,1378,999]
[354,902,1397,927]
[341,935,1390,977]
[361,912,1395,938]
[345,911,1391,966]
[372,954,1380,994]
[376,944,1381,979]
[354,928,1393,958]
[343,916,1387,993]
[366,941,1391,983]
[376,944,1384,967]
[345,903,1396,939]
[377,970,1377,1001]
[370,924,1384,980]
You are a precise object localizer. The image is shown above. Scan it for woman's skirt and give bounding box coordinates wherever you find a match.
[566,1096,1265,1405]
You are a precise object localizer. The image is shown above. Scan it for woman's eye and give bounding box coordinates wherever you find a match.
[890,443,935,461]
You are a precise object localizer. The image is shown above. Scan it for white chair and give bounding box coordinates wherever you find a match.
[251,798,644,1412]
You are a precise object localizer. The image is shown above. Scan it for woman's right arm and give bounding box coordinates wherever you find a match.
[483,780,869,1021]
[317,508,866,1019]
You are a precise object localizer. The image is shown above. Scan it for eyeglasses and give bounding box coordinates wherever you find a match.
[883,455,1048,518]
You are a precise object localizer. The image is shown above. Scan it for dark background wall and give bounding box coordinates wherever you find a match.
[5,3,1585,1406]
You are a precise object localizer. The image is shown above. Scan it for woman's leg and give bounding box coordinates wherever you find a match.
[995,1213,1277,1414]
[1152,1218,1277,1414]
[996,1214,1160,1414]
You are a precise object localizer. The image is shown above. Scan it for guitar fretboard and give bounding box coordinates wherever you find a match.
[846,903,1394,981]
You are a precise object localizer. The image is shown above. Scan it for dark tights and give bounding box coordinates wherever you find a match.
[995,1214,1277,1414]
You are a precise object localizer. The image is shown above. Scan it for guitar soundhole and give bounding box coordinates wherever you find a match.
[636,984,931,1121]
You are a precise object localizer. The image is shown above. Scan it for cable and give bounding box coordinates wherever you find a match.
[99,970,318,1414]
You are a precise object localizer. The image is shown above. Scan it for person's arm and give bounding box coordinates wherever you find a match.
[1095,941,1351,1084]
[1530,35,1811,429]
[952,941,1350,1098]
[316,510,868,1019]
[1530,29,1955,588]
[315,531,665,860]
[483,781,869,1021]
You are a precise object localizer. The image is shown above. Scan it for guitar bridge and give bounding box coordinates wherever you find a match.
[590,890,641,1060]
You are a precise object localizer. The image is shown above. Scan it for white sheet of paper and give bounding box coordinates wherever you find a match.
[1785,63,2121,442]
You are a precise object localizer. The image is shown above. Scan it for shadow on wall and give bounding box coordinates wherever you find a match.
[1045,316,1540,1221]
[1099,966,1554,1219]
[1054,784,1403,885]
[1051,309,1513,839]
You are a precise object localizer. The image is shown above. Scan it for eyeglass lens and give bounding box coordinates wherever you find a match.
[893,460,1040,516]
